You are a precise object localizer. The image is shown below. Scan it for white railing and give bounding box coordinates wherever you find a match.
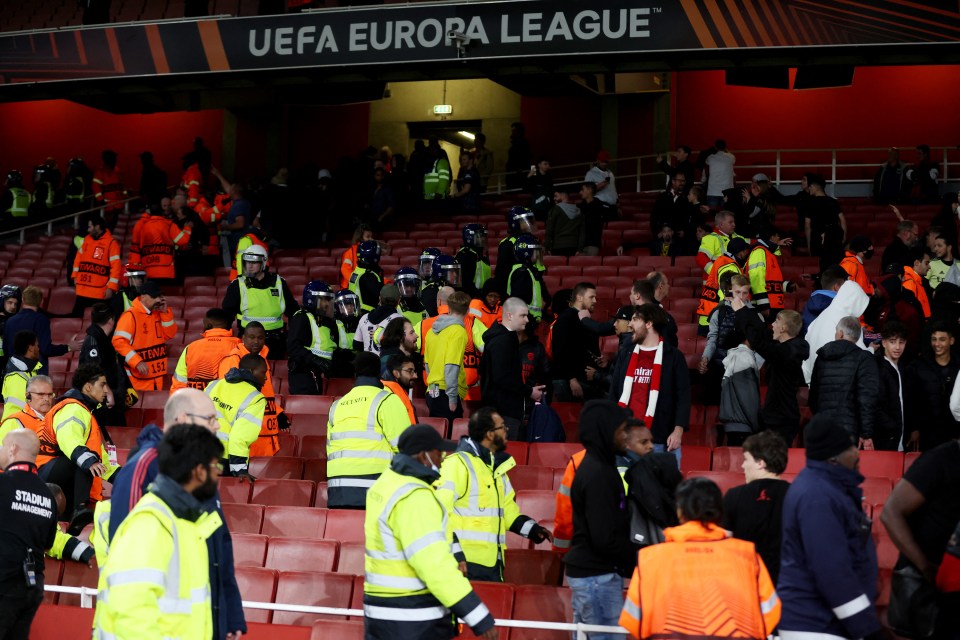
[0,195,145,245]
[44,584,629,639]
[483,146,960,196]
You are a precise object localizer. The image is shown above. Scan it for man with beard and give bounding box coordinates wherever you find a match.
[608,304,690,465]
[94,423,237,640]
[436,407,552,581]
[881,220,919,275]
[98,388,245,640]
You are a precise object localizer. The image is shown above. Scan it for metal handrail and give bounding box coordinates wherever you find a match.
[1,194,147,245]
[43,585,628,639]
[483,145,960,195]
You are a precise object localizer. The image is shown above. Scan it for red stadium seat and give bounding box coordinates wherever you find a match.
[286,395,338,414]
[249,456,305,480]
[515,490,556,523]
[219,478,253,504]
[679,445,711,474]
[527,443,581,468]
[266,537,339,573]
[862,477,893,506]
[139,390,167,409]
[451,418,469,440]
[508,466,555,492]
[42,559,64,604]
[684,470,744,495]
[277,433,300,457]
[785,448,806,474]
[235,567,278,623]
[335,541,365,575]
[300,436,327,459]
[261,506,329,538]
[311,620,364,640]
[290,414,329,438]
[324,378,355,396]
[222,503,263,534]
[250,479,316,507]
[109,427,141,450]
[303,459,328,483]
[232,533,269,567]
[503,549,562,586]
[59,560,99,607]
[859,450,904,480]
[324,509,366,543]
[273,571,355,626]
[466,582,514,640]
[421,417,448,438]
[505,441,529,465]
[314,482,328,508]
[711,447,745,472]
[511,586,573,640]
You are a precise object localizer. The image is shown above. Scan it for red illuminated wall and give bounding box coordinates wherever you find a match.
[0,100,223,189]
[672,65,960,151]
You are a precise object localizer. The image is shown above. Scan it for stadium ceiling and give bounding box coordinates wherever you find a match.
[1,0,959,113]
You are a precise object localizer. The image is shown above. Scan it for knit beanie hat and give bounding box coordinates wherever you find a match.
[804,414,855,461]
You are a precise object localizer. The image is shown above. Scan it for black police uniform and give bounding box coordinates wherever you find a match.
[0,461,58,639]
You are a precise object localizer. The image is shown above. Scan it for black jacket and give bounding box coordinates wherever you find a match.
[79,323,126,394]
[809,340,878,439]
[287,310,337,374]
[478,323,530,422]
[880,237,914,276]
[873,350,904,451]
[905,355,960,451]
[607,340,690,444]
[624,452,682,530]
[737,308,809,428]
[563,404,637,579]
[550,307,597,383]
[0,462,58,593]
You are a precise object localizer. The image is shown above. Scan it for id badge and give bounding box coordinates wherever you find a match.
[106,444,118,466]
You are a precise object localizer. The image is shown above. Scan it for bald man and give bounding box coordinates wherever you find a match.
[98,388,246,640]
[0,428,59,638]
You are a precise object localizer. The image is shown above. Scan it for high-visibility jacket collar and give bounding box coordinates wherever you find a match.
[201,328,234,339]
[150,473,207,523]
[132,297,154,316]
[456,437,515,476]
[663,521,730,543]
[390,452,441,484]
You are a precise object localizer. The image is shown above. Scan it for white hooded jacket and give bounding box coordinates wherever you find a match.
[802,280,869,384]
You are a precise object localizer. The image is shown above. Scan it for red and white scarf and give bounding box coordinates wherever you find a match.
[617,340,664,420]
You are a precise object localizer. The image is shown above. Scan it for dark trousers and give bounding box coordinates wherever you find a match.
[767,422,800,448]
[71,296,98,318]
[426,393,463,422]
[287,371,321,395]
[0,587,43,640]
[38,458,92,515]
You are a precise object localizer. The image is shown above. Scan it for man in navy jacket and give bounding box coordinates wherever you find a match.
[778,413,883,640]
[107,388,246,640]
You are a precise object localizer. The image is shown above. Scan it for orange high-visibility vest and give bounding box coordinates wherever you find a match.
[170,328,240,391]
[382,379,416,425]
[552,449,586,553]
[181,163,203,208]
[1,405,43,435]
[469,299,502,329]
[195,193,231,258]
[218,343,284,457]
[620,521,781,640]
[697,254,741,322]
[92,166,127,213]
[73,229,122,300]
[747,241,786,311]
[840,252,875,296]
[37,398,107,500]
[903,266,931,317]
[463,313,481,401]
[339,244,359,289]
[129,214,192,280]
[113,298,178,391]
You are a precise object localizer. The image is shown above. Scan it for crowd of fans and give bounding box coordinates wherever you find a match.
[0,133,959,640]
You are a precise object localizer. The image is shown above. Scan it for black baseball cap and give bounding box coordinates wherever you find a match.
[139,281,163,298]
[614,305,636,321]
[398,424,457,455]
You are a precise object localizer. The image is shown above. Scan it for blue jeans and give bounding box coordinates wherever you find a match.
[567,573,625,640]
[653,443,682,469]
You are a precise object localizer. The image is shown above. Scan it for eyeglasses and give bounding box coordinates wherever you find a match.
[186,413,218,425]
[399,368,417,375]
[490,425,507,432]
[30,392,54,397]
[209,462,224,473]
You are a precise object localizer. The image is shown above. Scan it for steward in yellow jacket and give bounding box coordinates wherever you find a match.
[205,355,267,477]
[94,424,224,640]
[364,424,497,640]
[435,408,551,582]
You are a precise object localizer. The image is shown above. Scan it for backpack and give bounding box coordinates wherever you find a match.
[526,402,565,443]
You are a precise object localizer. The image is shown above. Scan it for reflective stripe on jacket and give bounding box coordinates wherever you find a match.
[74,230,122,299]
[171,329,241,391]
